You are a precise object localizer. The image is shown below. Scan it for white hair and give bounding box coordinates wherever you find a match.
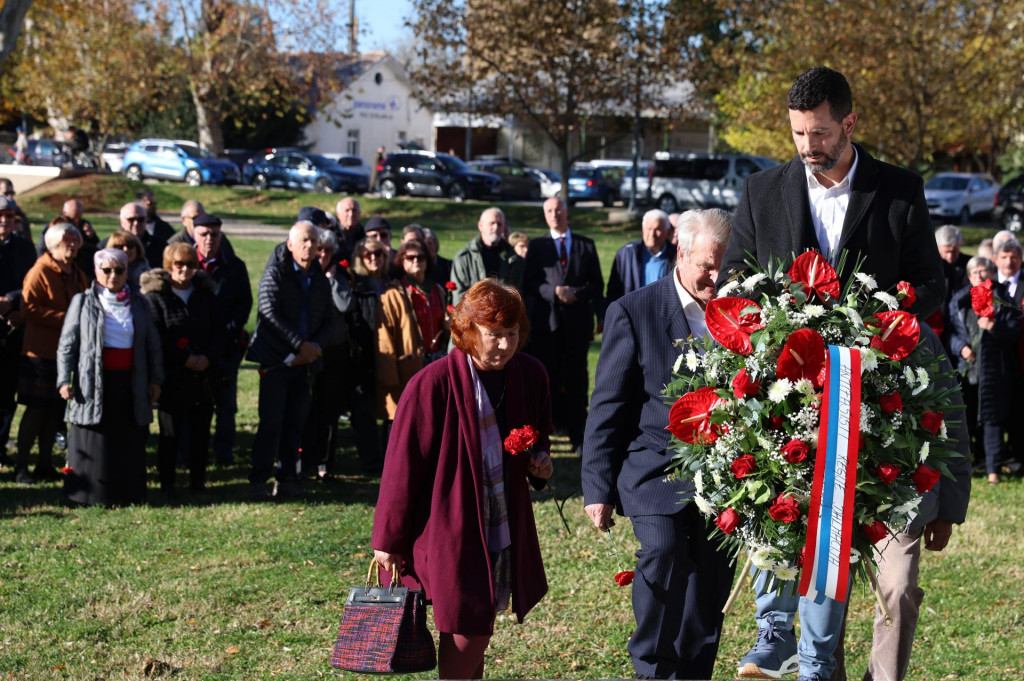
[643,209,669,228]
[934,224,962,247]
[93,247,128,269]
[288,221,319,243]
[43,223,81,253]
[675,208,732,257]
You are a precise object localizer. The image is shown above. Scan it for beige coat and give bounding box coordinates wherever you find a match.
[376,282,424,419]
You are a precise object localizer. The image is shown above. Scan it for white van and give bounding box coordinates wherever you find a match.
[649,151,778,213]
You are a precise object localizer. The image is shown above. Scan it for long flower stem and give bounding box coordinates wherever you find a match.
[864,560,893,627]
[722,553,753,615]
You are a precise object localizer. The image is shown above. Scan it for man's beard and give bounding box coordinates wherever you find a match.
[801,129,848,174]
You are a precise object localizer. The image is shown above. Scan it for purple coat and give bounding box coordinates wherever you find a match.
[371,348,552,635]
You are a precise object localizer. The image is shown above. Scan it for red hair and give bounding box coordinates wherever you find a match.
[450,279,530,353]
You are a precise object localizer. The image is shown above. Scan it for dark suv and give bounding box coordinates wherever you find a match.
[995,173,1024,232]
[244,149,368,194]
[376,151,501,201]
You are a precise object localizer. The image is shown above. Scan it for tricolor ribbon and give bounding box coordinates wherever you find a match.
[799,345,861,603]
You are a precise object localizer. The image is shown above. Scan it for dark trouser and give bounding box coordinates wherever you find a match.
[349,372,381,471]
[0,329,23,453]
[16,404,63,472]
[157,404,214,491]
[250,365,313,485]
[213,347,243,465]
[629,505,735,680]
[301,347,346,476]
[982,420,1006,475]
[528,327,590,448]
[961,381,981,463]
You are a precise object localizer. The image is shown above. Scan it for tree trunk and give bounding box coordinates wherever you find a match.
[191,83,225,154]
[0,0,33,70]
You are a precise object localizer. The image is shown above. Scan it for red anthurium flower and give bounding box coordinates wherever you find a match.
[896,281,917,308]
[666,387,725,444]
[715,508,741,534]
[867,310,920,361]
[776,328,827,388]
[768,494,801,523]
[876,462,900,484]
[444,280,457,291]
[614,570,635,586]
[732,368,760,398]
[970,279,994,318]
[339,259,350,269]
[788,250,840,302]
[176,337,189,351]
[731,454,757,479]
[912,464,942,493]
[781,439,809,463]
[504,425,539,455]
[921,411,944,436]
[705,297,765,356]
[862,520,888,543]
[879,392,903,414]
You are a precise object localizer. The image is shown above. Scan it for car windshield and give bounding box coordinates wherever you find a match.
[926,176,969,191]
[436,154,468,171]
[308,154,345,170]
[179,144,213,159]
[570,167,597,179]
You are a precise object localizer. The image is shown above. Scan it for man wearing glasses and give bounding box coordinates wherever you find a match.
[0,179,30,242]
[110,202,168,268]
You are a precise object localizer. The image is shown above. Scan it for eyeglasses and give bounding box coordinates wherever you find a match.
[404,254,426,262]
[172,261,198,270]
[363,251,385,259]
[100,266,126,275]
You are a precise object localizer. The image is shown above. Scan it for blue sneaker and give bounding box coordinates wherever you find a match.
[737,622,799,678]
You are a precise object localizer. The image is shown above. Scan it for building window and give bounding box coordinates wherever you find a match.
[347,129,360,156]
[397,131,407,145]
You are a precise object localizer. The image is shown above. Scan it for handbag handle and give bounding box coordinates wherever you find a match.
[364,559,401,595]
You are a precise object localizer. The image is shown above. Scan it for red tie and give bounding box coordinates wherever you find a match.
[557,237,567,274]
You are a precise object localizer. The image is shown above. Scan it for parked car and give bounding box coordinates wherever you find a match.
[568,163,625,207]
[468,160,542,200]
[524,167,562,199]
[618,161,653,206]
[924,172,999,224]
[994,173,1024,232]
[101,142,132,173]
[376,151,501,201]
[122,139,240,186]
[321,153,373,178]
[649,151,778,213]
[245,149,369,194]
[1,138,64,166]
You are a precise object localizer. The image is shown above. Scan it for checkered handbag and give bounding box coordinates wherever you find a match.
[330,561,437,673]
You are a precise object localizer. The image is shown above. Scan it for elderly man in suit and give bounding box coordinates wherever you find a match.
[582,208,735,680]
[605,208,675,305]
[523,197,604,451]
[719,66,948,681]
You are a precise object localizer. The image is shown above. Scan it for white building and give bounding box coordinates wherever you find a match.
[303,52,434,167]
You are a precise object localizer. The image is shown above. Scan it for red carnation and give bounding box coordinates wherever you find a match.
[862,520,888,543]
[912,464,942,493]
[731,454,757,479]
[879,392,903,414]
[970,279,994,318]
[768,494,801,524]
[504,425,539,455]
[921,411,944,437]
[732,368,760,398]
[176,337,189,351]
[614,570,635,586]
[715,508,741,534]
[781,439,809,463]
[61,466,73,475]
[876,462,900,485]
[896,281,917,308]
[446,304,454,313]
[339,259,349,269]
[444,280,457,291]
[788,250,840,302]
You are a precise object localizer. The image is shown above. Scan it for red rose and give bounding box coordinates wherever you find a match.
[731,454,757,479]
[875,462,900,485]
[781,439,809,463]
[768,494,801,524]
[61,466,73,475]
[176,337,189,350]
[614,570,635,586]
[446,304,454,313]
[970,279,994,318]
[769,415,785,430]
[862,520,888,543]
[715,508,741,534]
[912,464,942,493]
[879,392,903,414]
[504,425,539,455]
[732,368,760,398]
[445,280,457,291]
[921,411,944,436]
[896,281,917,308]
[339,259,349,269]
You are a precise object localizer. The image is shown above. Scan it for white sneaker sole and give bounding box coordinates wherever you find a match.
[737,654,800,679]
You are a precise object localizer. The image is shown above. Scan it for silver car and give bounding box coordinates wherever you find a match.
[924,172,999,224]
[649,151,777,213]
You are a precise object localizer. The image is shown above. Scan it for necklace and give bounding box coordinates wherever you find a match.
[492,386,506,410]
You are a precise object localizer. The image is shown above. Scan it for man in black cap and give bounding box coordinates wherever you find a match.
[363,217,392,251]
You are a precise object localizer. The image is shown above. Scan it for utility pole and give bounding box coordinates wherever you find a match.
[348,0,357,54]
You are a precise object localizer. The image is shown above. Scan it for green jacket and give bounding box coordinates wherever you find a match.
[450,236,524,305]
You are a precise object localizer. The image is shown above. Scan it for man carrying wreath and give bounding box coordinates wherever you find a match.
[718,67,959,681]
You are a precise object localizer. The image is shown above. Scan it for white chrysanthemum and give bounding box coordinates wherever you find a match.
[919,441,930,461]
[939,422,947,439]
[694,494,715,516]
[913,368,930,395]
[711,468,723,487]
[795,378,816,396]
[855,273,878,291]
[768,379,794,403]
[873,291,899,310]
[672,353,686,373]
[845,306,864,329]
[717,280,741,297]
[860,348,879,372]
[750,547,775,570]
[773,564,799,580]
[742,272,768,291]
[903,365,916,385]
[706,364,720,382]
[694,469,704,495]
[803,304,826,318]
[685,350,700,373]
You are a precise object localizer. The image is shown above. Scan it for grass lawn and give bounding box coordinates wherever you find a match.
[1,178,1019,680]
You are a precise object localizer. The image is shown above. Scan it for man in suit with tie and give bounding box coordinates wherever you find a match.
[605,209,676,305]
[523,197,604,451]
[719,67,948,681]
[582,208,736,679]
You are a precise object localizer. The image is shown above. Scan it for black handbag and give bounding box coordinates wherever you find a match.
[329,560,437,674]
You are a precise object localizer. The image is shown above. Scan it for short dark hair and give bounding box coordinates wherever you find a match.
[787,66,852,123]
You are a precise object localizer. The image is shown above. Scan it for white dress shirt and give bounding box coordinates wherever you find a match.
[806,146,859,262]
[673,267,707,340]
[998,269,1020,300]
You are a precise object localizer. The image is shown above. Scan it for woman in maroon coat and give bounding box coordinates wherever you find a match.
[372,279,553,680]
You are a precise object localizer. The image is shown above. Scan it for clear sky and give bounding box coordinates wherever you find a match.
[357,0,414,51]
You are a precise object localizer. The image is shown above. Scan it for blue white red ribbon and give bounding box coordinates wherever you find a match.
[799,345,861,603]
